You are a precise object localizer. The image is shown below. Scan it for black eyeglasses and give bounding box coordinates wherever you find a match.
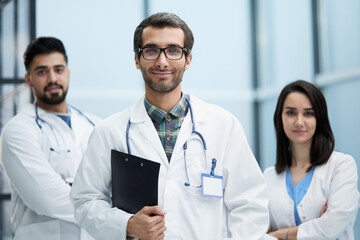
[138,47,187,60]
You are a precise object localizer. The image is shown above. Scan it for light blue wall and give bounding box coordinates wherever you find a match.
[36,0,145,118]
[36,0,256,148]
[35,0,360,237]
[257,0,314,169]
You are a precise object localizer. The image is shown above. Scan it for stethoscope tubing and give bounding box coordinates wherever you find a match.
[126,97,205,154]
[34,103,95,153]
[126,98,208,187]
[35,103,95,129]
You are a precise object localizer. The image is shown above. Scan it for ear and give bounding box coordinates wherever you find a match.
[185,53,192,70]
[24,73,32,88]
[135,53,141,69]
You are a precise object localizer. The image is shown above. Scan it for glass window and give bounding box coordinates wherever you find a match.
[257,0,314,88]
[1,1,15,79]
[256,0,314,168]
[17,0,31,78]
[258,97,277,170]
[318,0,360,72]
[0,1,33,239]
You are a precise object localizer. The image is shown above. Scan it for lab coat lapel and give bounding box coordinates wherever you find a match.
[172,95,202,159]
[129,97,169,166]
[27,103,74,138]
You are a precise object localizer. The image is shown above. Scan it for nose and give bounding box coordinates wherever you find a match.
[295,114,303,127]
[156,51,169,69]
[48,69,58,83]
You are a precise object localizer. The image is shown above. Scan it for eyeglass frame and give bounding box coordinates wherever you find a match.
[137,46,188,60]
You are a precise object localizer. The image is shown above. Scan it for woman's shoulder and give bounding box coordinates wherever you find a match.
[316,151,357,177]
[326,151,356,167]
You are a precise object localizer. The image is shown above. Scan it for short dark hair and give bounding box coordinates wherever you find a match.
[133,12,194,58]
[24,37,68,72]
[273,80,335,174]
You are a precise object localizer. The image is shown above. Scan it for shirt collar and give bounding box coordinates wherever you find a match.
[144,94,188,124]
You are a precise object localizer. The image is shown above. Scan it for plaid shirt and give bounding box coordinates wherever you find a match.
[144,95,188,162]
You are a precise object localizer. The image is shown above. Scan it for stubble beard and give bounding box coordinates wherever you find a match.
[141,67,185,93]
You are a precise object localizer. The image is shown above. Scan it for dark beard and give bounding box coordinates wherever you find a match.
[36,84,68,105]
[37,92,67,105]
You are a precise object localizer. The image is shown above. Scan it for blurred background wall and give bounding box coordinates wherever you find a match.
[0,0,359,239]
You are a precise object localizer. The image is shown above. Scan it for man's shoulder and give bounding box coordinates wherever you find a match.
[263,166,276,178]
[1,105,39,143]
[263,166,284,185]
[95,107,131,130]
[190,94,235,119]
[69,105,101,125]
[2,104,35,129]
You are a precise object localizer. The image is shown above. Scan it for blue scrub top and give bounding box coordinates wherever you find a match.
[286,167,315,226]
[56,114,72,128]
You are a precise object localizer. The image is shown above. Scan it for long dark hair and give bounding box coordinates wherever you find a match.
[273,80,334,174]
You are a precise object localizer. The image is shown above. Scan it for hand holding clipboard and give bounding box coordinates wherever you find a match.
[111,149,166,239]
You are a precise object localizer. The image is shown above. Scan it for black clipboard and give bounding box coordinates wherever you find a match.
[111,149,160,214]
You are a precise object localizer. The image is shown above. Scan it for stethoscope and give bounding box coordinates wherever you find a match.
[126,98,214,188]
[35,103,95,153]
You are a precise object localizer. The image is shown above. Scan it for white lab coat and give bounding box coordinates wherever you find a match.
[264,151,360,240]
[70,94,269,240]
[0,103,98,240]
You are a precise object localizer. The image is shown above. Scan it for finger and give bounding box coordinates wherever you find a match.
[151,214,165,224]
[148,217,165,234]
[320,206,327,216]
[153,222,166,240]
[142,205,166,216]
[154,230,165,240]
[143,220,165,240]
[323,206,328,212]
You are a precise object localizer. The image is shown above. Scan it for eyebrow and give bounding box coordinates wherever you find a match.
[34,64,65,71]
[34,66,48,71]
[142,43,182,48]
[285,106,314,111]
[54,64,66,68]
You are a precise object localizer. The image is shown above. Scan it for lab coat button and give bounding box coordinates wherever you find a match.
[300,204,302,207]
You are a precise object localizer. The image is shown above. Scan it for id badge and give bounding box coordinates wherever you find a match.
[201,173,223,198]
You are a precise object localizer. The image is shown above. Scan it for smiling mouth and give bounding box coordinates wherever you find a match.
[151,71,174,79]
[45,85,63,93]
[152,71,173,74]
[292,130,307,133]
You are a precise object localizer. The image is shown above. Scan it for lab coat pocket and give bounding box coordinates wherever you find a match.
[186,186,222,202]
[48,149,74,178]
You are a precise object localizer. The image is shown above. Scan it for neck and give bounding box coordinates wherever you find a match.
[35,100,68,114]
[290,142,311,168]
[145,87,182,113]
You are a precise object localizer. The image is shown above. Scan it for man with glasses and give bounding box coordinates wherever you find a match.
[71,12,269,240]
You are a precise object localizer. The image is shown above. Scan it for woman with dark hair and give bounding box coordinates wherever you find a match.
[265,80,359,240]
